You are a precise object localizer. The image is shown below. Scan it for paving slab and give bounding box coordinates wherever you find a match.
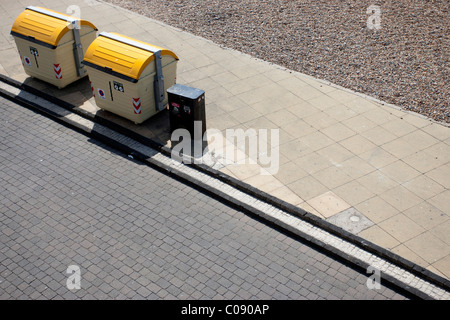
[326,207,374,234]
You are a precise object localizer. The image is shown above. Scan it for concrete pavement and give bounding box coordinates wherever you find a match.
[0,0,448,284]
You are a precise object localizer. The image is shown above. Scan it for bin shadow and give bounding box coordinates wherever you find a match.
[21,74,174,148]
[86,135,150,167]
[169,132,209,162]
[18,76,164,166]
[13,76,72,119]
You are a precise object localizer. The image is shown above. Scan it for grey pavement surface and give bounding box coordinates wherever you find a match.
[0,97,409,300]
[1,0,448,280]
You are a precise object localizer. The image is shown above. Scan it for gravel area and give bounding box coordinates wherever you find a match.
[103,0,449,123]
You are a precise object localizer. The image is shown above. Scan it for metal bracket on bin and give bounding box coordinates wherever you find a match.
[153,50,165,112]
[69,20,86,77]
[98,32,166,112]
[25,6,86,77]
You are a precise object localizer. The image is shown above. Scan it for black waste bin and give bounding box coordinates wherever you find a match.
[168,84,206,139]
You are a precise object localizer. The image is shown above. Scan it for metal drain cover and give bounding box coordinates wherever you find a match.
[326,207,374,234]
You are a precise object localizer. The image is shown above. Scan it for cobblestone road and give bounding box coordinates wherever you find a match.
[0,97,408,300]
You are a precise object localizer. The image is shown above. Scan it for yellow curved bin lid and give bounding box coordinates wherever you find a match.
[83,32,179,81]
[11,6,97,47]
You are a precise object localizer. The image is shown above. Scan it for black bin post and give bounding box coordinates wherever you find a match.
[168,84,206,142]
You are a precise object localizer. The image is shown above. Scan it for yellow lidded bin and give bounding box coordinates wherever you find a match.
[10,6,98,88]
[83,32,179,124]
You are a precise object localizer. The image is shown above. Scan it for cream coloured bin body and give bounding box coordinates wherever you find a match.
[86,57,177,124]
[13,26,97,88]
[83,32,178,124]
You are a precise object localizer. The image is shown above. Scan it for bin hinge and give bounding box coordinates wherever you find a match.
[153,50,165,112]
[69,20,86,77]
